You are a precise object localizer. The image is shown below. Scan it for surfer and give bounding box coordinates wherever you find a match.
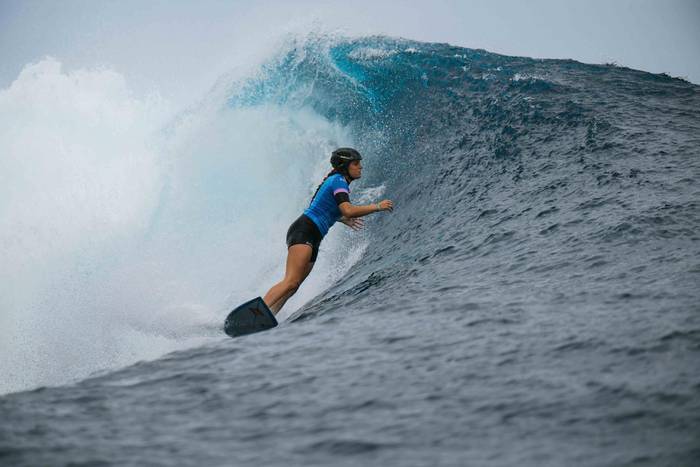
[263,148,393,314]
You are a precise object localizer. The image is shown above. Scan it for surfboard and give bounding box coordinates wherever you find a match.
[224,296,278,337]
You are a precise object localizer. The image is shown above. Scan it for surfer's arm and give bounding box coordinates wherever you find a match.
[333,180,393,218]
[338,200,393,218]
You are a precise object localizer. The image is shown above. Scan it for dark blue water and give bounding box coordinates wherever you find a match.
[2,35,699,466]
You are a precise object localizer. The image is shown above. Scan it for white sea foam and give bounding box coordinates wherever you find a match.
[512,72,546,82]
[0,57,361,394]
[348,47,397,61]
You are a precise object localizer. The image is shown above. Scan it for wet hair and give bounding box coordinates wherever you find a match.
[309,169,340,206]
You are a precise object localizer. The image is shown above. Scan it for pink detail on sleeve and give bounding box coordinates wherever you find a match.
[333,188,349,195]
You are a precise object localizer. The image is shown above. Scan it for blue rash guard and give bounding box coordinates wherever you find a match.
[304,173,350,237]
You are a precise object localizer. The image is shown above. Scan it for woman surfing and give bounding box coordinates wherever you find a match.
[263,148,394,314]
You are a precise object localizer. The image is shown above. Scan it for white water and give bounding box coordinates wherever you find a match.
[0,56,363,394]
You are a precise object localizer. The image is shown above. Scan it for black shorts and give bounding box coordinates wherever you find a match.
[286,214,322,262]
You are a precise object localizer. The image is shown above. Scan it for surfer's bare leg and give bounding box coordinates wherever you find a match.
[269,259,314,313]
[268,264,313,313]
[263,244,314,314]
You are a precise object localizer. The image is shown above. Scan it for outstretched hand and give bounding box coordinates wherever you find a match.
[378,199,394,212]
[341,217,364,231]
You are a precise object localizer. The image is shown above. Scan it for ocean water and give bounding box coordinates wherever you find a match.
[1,34,699,466]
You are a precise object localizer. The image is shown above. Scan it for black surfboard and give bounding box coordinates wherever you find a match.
[224,297,278,337]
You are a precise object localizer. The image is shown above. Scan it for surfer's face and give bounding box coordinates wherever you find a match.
[347,160,362,180]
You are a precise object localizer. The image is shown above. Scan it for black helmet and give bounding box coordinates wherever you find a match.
[330,147,362,174]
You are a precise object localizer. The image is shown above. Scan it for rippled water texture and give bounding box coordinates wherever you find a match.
[2,36,699,466]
